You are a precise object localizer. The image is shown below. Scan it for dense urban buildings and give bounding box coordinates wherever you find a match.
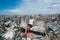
[0,14,60,40]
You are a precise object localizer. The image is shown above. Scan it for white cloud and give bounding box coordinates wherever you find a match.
[43,0,52,3]
[52,4,60,7]
[2,0,60,15]
[4,10,19,13]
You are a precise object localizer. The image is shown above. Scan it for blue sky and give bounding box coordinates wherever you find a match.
[0,0,60,15]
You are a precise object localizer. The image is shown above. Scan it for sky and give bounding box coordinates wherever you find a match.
[0,0,60,15]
